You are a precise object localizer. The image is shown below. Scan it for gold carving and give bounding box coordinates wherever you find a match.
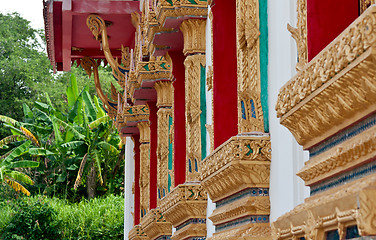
[297,126,376,185]
[210,223,271,240]
[288,0,308,71]
[272,174,376,239]
[86,15,129,88]
[205,124,214,153]
[236,0,264,133]
[206,65,213,91]
[154,81,173,108]
[180,19,207,56]
[140,208,172,240]
[184,55,206,181]
[137,121,151,219]
[276,6,376,149]
[159,183,207,239]
[360,0,376,14]
[129,225,149,240]
[157,108,174,201]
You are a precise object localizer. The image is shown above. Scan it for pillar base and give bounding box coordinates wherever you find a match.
[140,208,172,240]
[160,182,207,239]
[201,134,272,239]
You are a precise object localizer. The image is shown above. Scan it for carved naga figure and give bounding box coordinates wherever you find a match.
[86,14,130,89]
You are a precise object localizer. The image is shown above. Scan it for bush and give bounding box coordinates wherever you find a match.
[1,197,61,240]
[0,195,124,240]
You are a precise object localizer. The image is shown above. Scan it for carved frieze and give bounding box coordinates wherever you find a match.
[276,6,376,149]
[129,224,149,240]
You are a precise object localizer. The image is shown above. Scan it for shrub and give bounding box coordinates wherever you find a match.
[1,197,61,240]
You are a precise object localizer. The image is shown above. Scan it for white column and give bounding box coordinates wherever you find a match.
[205,6,216,237]
[124,136,135,239]
[267,0,309,222]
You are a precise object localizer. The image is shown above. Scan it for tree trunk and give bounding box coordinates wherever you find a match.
[87,160,97,199]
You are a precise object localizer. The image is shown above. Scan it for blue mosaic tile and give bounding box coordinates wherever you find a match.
[176,218,206,231]
[155,236,171,240]
[310,114,376,158]
[311,161,376,195]
[216,188,269,208]
[215,215,269,232]
[186,238,206,240]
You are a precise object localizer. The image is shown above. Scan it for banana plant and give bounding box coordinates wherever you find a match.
[0,141,39,196]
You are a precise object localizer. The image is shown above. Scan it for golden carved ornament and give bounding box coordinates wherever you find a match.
[159,183,207,240]
[288,0,308,71]
[276,6,376,149]
[206,65,213,91]
[360,0,376,14]
[184,55,206,182]
[209,196,270,226]
[200,134,271,202]
[154,81,173,108]
[210,223,271,240]
[272,173,376,239]
[236,0,264,133]
[156,108,173,202]
[297,126,376,185]
[180,19,207,55]
[205,124,214,153]
[137,121,151,219]
[129,225,149,240]
[86,15,129,89]
[140,208,172,240]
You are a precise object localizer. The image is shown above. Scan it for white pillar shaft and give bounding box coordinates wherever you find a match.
[124,137,135,239]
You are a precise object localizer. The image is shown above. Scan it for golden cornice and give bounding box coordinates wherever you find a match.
[123,105,150,123]
[210,223,271,240]
[272,173,376,239]
[297,125,376,185]
[209,196,270,226]
[154,81,174,108]
[360,0,376,14]
[180,19,207,55]
[276,6,376,149]
[129,224,149,240]
[159,183,207,227]
[140,208,172,240]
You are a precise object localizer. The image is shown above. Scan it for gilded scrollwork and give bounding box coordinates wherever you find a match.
[360,0,376,14]
[140,208,172,240]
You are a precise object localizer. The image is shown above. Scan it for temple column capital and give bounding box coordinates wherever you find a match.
[180,19,207,56]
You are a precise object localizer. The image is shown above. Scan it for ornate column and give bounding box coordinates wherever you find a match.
[180,19,207,181]
[159,18,208,240]
[137,121,151,219]
[154,81,174,201]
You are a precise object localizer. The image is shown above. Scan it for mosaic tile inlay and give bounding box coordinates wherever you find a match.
[216,187,269,208]
[310,114,376,158]
[215,215,269,232]
[310,160,376,195]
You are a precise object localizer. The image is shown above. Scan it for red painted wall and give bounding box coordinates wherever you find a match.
[170,51,186,186]
[212,0,238,148]
[148,101,158,209]
[307,0,359,60]
[133,135,140,225]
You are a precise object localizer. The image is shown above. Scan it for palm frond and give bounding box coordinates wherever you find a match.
[74,153,88,189]
[92,151,103,186]
[98,141,120,155]
[20,126,40,146]
[0,135,26,148]
[5,171,34,185]
[0,115,18,127]
[9,160,39,169]
[88,116,111,129]
[52,116,85,140]
[5,178,31,196]
[1,141,31,164]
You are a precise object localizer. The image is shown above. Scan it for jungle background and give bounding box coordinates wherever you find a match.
[0,12,125,239]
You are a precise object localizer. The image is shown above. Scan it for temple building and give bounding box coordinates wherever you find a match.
[43,0,376,239]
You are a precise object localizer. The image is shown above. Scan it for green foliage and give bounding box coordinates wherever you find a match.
[1,197,62,240]
[0,195,124,239]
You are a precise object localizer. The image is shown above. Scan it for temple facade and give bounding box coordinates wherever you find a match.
[43,0,376,239]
